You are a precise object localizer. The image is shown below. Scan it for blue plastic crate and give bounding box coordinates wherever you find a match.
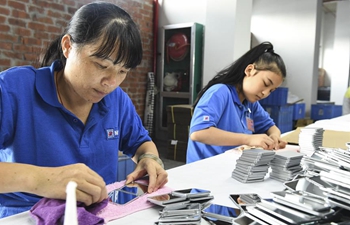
[311,104,342,120]
[117,155,136,181]
[259,87,288,106]
[262,104,294,133]
[277,123,294,134]
[292,103,306,120]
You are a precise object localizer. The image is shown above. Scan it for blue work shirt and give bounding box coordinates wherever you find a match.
[186,84,274,163]
[0,61,151,217]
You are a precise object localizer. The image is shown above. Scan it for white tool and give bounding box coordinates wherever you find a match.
[63,181,78,225]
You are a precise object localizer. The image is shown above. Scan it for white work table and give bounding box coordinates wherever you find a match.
[0,147,291,225]
[2,115,349,224]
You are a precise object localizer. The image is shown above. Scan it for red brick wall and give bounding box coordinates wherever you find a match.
[0,0,154,119]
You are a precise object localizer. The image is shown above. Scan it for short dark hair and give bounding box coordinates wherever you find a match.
[193,42,286,108]
[40,2,142,69]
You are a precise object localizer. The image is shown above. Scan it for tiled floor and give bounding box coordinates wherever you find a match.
[154,138,186,170]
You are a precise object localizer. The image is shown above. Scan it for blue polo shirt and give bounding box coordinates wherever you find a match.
[0,61,151,217]
[186,84,274,163]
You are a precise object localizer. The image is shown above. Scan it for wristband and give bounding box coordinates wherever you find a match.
[138,153,164,169]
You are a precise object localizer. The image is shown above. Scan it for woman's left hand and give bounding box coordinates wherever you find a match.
[125,141,168,193]
[126,157,168,193]
[269,134,287,150]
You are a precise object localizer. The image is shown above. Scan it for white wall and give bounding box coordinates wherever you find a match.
[203,0,252,85]
[157,0,207,27]
[251,0,321,116]
[319,8,335,87]
[330,1,350,104]
[157,0,252,87]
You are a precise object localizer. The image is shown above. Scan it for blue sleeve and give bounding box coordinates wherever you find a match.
[190,84,230,134]
[251,101,275,134]
[118,91,151,157]
[0,75,15,151]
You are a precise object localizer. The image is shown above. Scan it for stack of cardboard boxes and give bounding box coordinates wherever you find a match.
[166,104,193,163]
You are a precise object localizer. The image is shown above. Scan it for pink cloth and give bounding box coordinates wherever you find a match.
[30,180,173,224]
[99,181,173,223]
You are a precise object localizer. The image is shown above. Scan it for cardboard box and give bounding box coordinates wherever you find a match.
[281,127,350,149]
[295,119,314,128]
[167,123,190,142]
[167,104,193,125]
[167,139,188,163]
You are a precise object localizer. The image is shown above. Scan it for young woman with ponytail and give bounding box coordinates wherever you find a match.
[187,42,287,163]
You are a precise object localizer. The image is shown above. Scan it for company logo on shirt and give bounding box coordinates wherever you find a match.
[203,116,210,121]
[106,128,119,139]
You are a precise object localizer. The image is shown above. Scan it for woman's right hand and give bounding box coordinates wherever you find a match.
[30,163,107,206]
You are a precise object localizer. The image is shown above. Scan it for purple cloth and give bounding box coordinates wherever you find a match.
[30,198,108,225]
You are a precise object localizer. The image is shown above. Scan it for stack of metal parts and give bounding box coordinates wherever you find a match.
[269,150,304,182]
[246,189,335,225]
[232,149,276,183]
[298,127,324,157]
[241,174,350,224]
[303,147,350,212]
[235,147,350,224]
[239,194,262,206]
[156,203,202,225]
[151,188,246,224]
[149,188,214,224]
[155,201,244,225]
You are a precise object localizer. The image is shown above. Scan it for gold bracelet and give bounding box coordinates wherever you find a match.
[138,153,164,169]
